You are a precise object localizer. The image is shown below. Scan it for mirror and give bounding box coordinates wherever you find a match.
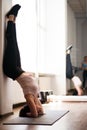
[67,0,87,96]
[39,0,87,98]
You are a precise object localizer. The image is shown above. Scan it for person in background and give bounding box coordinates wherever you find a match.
[66,45,83,95]
[81,56,87,89]
[3,4,44,117]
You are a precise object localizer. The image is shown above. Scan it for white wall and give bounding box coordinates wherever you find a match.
[76,19,84,67]
[75,17,87,83]
[82,20,87,57]
[67,3,77,66]
[0,0,14,115]
[0,0,25,115]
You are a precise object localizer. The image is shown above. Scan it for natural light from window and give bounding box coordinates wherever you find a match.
[12,0,66,76]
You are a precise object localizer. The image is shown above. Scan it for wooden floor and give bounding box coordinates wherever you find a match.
[0,101,87,130]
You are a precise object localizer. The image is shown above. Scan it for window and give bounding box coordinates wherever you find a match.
[12,0,66,75]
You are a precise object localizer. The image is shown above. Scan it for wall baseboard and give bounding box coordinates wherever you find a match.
[13,102,26,108]
[0,112,14,118]
[0,102,26,118]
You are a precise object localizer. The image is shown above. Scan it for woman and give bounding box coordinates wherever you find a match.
[81,56,87,89]
[3,4,44,117]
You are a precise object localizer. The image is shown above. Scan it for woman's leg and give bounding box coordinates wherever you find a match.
[3,6,44,117]
[3,16,24,80]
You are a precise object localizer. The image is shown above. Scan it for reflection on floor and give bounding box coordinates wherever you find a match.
[67,88,87,95]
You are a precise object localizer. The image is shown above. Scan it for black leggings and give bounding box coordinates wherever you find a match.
[66,54,74,79]
[3,21,24,80]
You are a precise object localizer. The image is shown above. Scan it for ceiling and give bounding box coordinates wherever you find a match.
[67,0,87,17]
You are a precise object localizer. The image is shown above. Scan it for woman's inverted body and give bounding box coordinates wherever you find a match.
[3,4,44,117]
